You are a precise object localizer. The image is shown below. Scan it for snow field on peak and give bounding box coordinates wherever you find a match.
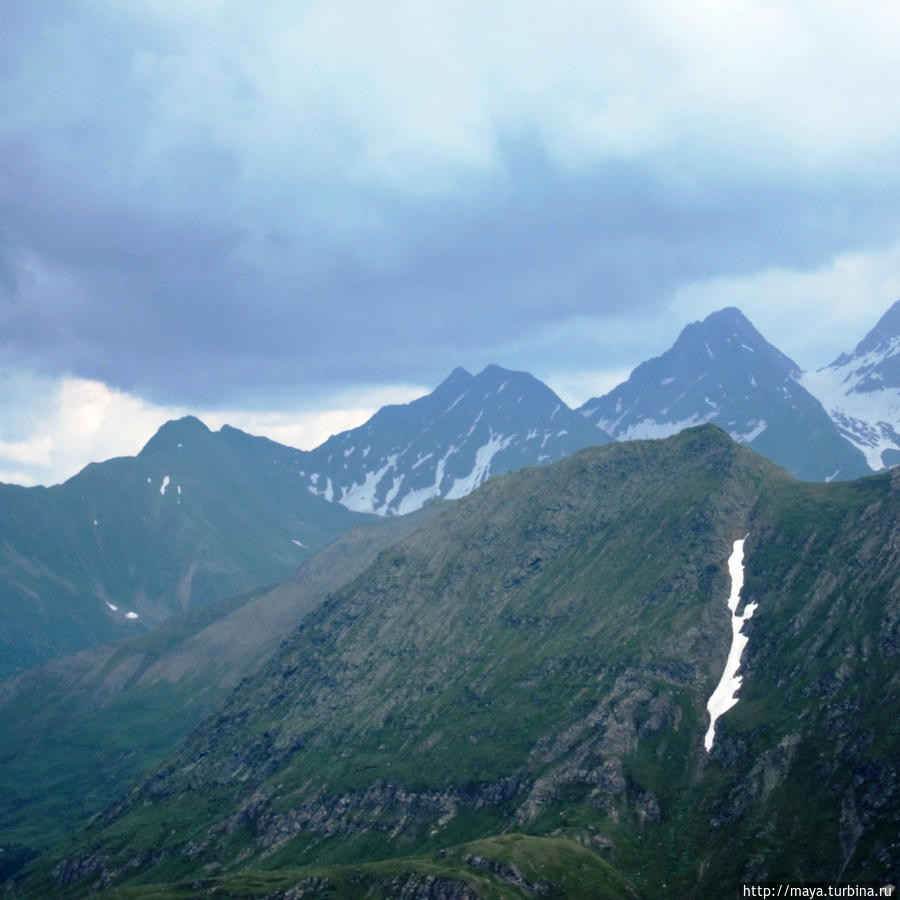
[801,366,900,470]
[337,455,399,514]
[603,414,708,442]
[444,432,513,500]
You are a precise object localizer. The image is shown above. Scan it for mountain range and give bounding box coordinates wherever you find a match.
[1,301,899,896]
[10,426,897,897]
[3,302,899,679]
[0,506,436,881]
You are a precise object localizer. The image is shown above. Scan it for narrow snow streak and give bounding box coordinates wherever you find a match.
[704,537,757,752]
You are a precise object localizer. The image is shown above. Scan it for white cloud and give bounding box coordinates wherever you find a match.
[544,368,634,409]
[19,1,900,201]
[0,377,186,487]
[200,383,428,450]
[0,374,427,488]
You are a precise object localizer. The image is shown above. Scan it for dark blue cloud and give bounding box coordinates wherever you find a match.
[3,3,900,407]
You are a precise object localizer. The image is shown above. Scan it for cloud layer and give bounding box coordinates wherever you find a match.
[2,0,900,476]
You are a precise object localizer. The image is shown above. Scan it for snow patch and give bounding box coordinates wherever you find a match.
[395,445,458,514]
[125,611,139,620]
[729,419,768,444]
[445,431,514,500]
[378,474,405,514]
[411,452,434,470]
[444,391,469,415]
[291,539,308,549]
[105,601,118,611]
[704,538,757,752]
[338,456,397,514]
[801,365,900,470]
[160,475,170,496]
[602,414,709,442]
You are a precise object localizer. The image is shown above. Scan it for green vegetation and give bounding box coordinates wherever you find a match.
[0,509,436,875]
[6,427,899,897]
[0,416,371,677]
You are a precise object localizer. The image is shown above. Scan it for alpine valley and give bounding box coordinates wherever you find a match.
[1,303,899,898]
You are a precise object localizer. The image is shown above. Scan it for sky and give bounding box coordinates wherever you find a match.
[3,0,900,486]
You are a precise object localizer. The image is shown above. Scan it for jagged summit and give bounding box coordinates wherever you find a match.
[578,307,868,481]
[830,298,900,368]
[300,363,613,516]
[801,300,900,469]
[137,415,212,457]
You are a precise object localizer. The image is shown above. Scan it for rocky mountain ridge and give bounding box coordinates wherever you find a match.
[801,299,900,470]
[577,307,871,481]
[299,364,614,516]
[16,427,897,897]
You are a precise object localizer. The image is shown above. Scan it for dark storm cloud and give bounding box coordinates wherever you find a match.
[3,1,900,406]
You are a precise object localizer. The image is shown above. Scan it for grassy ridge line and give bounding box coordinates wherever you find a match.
[85,833,637,899]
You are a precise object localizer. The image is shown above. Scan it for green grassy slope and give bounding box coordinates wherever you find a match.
[11,427,899,897]
[0,509,435,879]
[0,417,371,676]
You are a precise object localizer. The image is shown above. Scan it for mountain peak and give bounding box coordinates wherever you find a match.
[300,364,611,516]
[831,298,900,366]
[442,366,473,384]
[870,297,900,338]
[138,416,211,457]
[702,306,752,329]
[801,299,900,470]
[475,363,537,386]
[578,306,868,481]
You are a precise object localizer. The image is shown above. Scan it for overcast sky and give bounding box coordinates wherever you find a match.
[3,0,900,485]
